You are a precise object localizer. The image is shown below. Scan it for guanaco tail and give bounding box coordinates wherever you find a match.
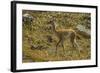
[48,20,82,55]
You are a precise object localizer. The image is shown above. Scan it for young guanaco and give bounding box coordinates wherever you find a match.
[48,20,82,55]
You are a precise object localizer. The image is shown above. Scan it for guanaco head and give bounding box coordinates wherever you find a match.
[47,19,57,32]
[47,22,53,32]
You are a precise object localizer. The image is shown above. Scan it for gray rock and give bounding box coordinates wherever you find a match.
[76,25,91,38]
[23,13,34,25]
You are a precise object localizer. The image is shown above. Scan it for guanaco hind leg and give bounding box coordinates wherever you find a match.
[74,39,82,52]
[70,32,82,51]
[70,32,76,47]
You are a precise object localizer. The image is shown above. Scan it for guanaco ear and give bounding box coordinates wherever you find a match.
[49,19,55,23]
[47,20,52,24]
[47,16,56,24]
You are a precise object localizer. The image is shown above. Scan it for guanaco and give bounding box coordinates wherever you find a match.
[48,20,82,55]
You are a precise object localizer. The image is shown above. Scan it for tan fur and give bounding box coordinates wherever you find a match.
[49,21,81,55]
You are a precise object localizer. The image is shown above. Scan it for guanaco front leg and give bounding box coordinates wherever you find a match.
[55,39,61,55]
[55,38,66,56]
[61,40,66,55]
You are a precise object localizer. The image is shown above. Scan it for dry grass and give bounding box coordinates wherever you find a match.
[22,10,91,63]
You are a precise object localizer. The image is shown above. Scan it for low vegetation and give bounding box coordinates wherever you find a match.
[22,10,91,63]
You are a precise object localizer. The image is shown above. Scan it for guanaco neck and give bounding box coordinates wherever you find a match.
[51,22,57,33]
